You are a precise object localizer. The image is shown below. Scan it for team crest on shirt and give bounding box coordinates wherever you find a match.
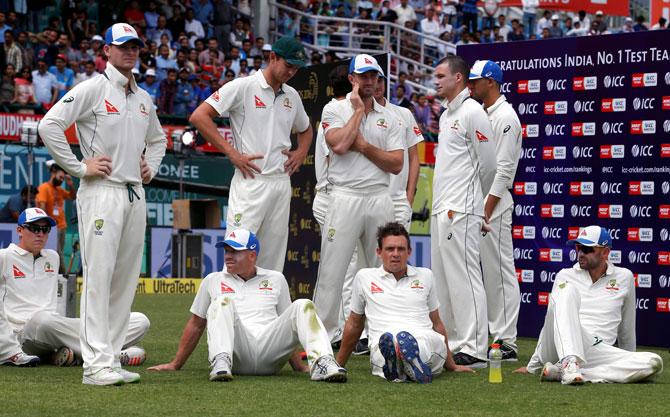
[233,213,242,226]
[450,120,459,130]
[259,280,273,291]
[12,265,25,279]
[94,219,104,236]
[104,99,120,114]
[410,279,424,289]
[376,118,388,129]
[221,282,235,293]
[321,121,329,130]
[327,228,336,242]
[476,130,489,142]
[212,91,220,102]
[283,97,292,109]
[254,95,266,108]
[371,282,384,293]
[606,278,619,291]
[139,103,148,116]
[44,262,54,273]
[412,126,422,136]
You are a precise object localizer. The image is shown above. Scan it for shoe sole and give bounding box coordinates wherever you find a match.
[82,376,125,386]
[396,331,432,384]
[378,332,399,381]
[122,375,141,384]
[209,372,233,382]
[324,372,347,383]
[1,358,40,367]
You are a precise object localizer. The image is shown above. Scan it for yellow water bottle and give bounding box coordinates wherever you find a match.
[489,343,503,383]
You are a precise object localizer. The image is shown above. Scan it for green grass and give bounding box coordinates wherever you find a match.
[2,294,668,417]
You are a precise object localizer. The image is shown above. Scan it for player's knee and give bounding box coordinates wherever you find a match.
[292,299,314,312]
[648,353,663,375]
[132,312,151,334]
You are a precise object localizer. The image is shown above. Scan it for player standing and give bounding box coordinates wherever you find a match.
[189,36,313,272]
[468,60,522,360]
[39,23,167,385]
[430,56,497,368]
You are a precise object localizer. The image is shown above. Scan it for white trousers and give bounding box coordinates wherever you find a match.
[313,187,394,341]
[206,298,333,375]
[480,207,519,349]
[392,196,412,231]
[370,329,446,379]
[431,210,488,360]
[77,182,146,372]
[530,283,664,383]
[21,311,150,358]
[0,303,21,360]
[227,171,291,272]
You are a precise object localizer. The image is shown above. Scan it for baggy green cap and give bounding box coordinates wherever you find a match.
[271,36,307,67]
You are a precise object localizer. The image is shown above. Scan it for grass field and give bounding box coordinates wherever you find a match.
[2,294,668,417]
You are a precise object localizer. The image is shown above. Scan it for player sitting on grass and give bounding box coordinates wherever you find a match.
[336,222,473,383]
[514,225,664,384]
[0,208,149,368]
[148,228,347,382]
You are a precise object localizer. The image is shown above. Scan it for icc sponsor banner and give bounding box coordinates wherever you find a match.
[459,31,670,347]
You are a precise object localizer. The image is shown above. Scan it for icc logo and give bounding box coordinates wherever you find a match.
[663,181,670,194]
[572,146,593,158]
[628,251,651,264]
[542,227,562,239]
[544,124,566,136]
[660,229,669,242]
[602,122,623,134]
[546,79,566,91]
[664,120,670,133]
[609,228,621,240]
[631,144,654,157]
[543,182,564,194]
[569,249,577,262]
[633,97,655,110]
[514,248,534,260]
[515,205,535,216]
[571,205,592,217]
[604,75,625,88]
[630,205,652,218]
[600,182,622,194]
[518,103,538,115]
[520,148,536,159]
[520,293,532,303]
[540,271,556,283]
[636,298,650,310]
[500,82,512,93]
[573,101,594,113]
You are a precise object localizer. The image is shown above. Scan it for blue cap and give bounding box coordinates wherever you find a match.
[215,229,260,254]
[469,60,503,84]
[566,225,612,248]
[18,207,57,227]
[348,54,385,77]
[105,23,145,47]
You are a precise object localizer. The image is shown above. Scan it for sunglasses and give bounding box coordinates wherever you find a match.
[22,224,51,234]
[576,244,596,254]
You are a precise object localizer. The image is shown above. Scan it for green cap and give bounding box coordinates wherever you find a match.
[271,36,307,67]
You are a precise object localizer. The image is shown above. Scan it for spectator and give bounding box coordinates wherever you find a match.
[508,20,525,41]
[158,67,178,114]
[193,0,214,33]
[536,10,551,36]
[31,28,58,66]
[48,54,74,100]
[55,33,77,64]
[310,51,322,66]
[212,0,234,51]
[72,38,94,70]
[91,35,107,73]
[168,5,186,40]
[156,44,178,83]
[576,10,591,32]
[31,58,57,108]
[221,68,234,85]
[566,20,588,37]
[74,60,97,85]
[65,10,88,45]
[193,74,211,106]
[420,7,440,58]
[633,16,648,31]
[461,0,479,33]
[145,0,161,29]
[0,63,16,104]
[588,21,602,36]
[391,85,412,109]
[13,66,36,106]
[522,0,539,38]
[498,15,512,41]
[593,10,607,32]
[149,14,173,45]
[139,68,159,105]
[442,0,458,25]
[620,17,634,33]
[184,8,205,47]
[480,26,493,43]
[4,31,22,71]
[228,45,242,74]
[413,93,431,134]
[173,67,195,117]
[541,27,551,39]
[651,17,667,30]
[198,37,224,67]
[394,0,417,27]
[229,18,247,49]
[456,31,477,45]
[563,16,573,34]
[0,12,11,43]
[16,32,34,71]
[237,58,249,77]
[548,15,563,38]
[250,36,264,56]
[124,0,147,27]
[0,185,39,222]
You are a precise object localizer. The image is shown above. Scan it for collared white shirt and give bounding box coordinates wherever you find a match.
[205,70,310,176]
[485,94,521,219]
[433,87,497,216]
[384,102,423,200]
[321,95,404,189]
[39,63,167,184]
[350,265,439,344]
[190,266,291,336]
[314,98,337,192]
[0,243,59,330]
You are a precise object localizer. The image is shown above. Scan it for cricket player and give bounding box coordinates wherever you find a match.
[431,55,497,368]
[0,208,149,368]
[39,23,167,385]
[468,60,522,360]
[312,54,403,342]
[148,229,347,383]
[190,35,313,272]
[336,222,473,383]
[514,226,664,384]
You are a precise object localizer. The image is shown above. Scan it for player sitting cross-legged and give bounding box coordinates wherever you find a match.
[149,228,347,382]
[336,222,473,383]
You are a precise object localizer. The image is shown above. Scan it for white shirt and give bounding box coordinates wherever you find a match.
[485,95,521,219]
[315,98,338,192]
[393,5,417,26]
[433,88,497,216]
[190,267,291,336]
[350,265,439,344]
[0,243,59,330]
[185,18,205,47]
[384,102,423,200]
[205,70,310,176]
[74,72,97,86]
[31,70,57,104]
[39,63,167,185]
[521,0,538,14]
[321,95,404,189]
[420,18,440,46]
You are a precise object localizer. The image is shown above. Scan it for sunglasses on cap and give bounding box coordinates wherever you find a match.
[22,224,52,234]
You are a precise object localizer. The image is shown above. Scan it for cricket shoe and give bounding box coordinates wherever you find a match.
[120,346,146,366]
[0,352,40,367]
[209,353,233,382]
[453,352,488,369]
[310,355,347,382]
[51,347,77,367]
[560,356,584,385]
[352,338,370,356]
[378,332,400,381]
[491,340,518,362]
[114,368,141,384]
[82,367,125,386]
[396,331,432,384]
[540,362,561,382]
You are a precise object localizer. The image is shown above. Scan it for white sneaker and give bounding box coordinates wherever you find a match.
[114,367,141,384]
[209,353,233,382]
[310,355,347,382]
[51,347,77,367]
[82,367,125,386]
[540,362,561,382]
[560,356,585,385]
[0,351,40,367]
[120,346,146,366]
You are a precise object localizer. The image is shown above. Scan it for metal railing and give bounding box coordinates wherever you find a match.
[267,2,456,95]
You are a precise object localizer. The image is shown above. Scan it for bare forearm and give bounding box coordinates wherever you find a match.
[296,126,313,154]
[360,144,403,174]
[170,321,205,369]
[406,146,420,204]
[326,109,364,154]
[336,320,364,366]
[189,106,239,157]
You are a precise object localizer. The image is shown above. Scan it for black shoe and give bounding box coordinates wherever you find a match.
[490,340,518,362]
[352,338,369,356]
[453,352,488,369]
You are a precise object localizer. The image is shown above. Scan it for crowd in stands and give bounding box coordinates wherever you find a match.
[0,0,666,137]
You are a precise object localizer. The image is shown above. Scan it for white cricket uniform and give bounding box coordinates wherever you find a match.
[526,263,663,383]
[39,63,166,373]
[312,101,334,227]
[431,87,497,360]
[313,95,403,341]
[191,267,333,374]
[479,95,522,350]
[0,243,149,358]
[205,70,310,272]
[385,102,423,229]
[350,265,447,378]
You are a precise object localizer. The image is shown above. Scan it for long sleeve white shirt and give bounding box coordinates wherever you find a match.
[433,88,497,216]
[38,63,167,185]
